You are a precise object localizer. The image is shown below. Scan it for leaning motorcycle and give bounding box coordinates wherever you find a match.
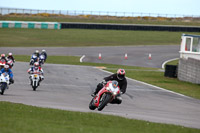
[89,80,121,111]
[0,59,6,69]
[0,72,10,95]
[39,54,45,66]
[7,59,14,69]
[30,72,40,91]
[30,54,38,65]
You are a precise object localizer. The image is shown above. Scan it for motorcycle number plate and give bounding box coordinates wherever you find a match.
[34,75,38,78]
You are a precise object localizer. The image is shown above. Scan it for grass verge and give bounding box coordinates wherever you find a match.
[1,28,200,47]
[0,101,199,133]
[15,55,200,99]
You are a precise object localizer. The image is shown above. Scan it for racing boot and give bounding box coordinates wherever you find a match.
[91,93,96,97]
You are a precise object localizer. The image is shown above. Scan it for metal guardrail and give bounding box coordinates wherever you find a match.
[0,7,200,18]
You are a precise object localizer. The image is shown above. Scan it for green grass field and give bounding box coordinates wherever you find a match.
[1,102,199,133]
[1,28,200,47]
[15,55,200,100]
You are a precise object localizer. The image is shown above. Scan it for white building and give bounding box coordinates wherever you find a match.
[178,34,200,84]
[179,34,200,60]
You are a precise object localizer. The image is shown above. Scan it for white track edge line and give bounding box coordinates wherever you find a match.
[98,68,190,98]
[80,55,85,63]
[161,58,179,69]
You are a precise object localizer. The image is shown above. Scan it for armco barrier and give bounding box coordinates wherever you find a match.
[0,21,61,29]
[61,22,200,32]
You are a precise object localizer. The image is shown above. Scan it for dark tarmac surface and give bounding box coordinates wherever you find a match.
[0,62,200,129]
[1,45,179,68]
[1,45,200,129]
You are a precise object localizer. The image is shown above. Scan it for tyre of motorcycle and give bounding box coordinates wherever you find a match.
[30,61,33,65]
[0,83,7,95]
[98,93,111,111]
[32,80,38,91]
[89,98,96,110]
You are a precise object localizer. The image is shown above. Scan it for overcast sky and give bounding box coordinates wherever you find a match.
[0,0,199,16]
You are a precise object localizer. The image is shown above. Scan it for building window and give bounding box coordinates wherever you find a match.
[192,37,200,52]
[185,38,191,51]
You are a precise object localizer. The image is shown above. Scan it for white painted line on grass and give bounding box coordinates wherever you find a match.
[162,58,179,69]
[80,55,85,63]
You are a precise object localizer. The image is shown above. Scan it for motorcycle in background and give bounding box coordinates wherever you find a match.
[0,72,10,95]
[30,54,38,65]
[89,80,121,111]
[7,59,14,69]
[39,54,45,66]
[0,59,6,70]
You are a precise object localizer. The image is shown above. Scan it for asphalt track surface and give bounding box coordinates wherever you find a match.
[1,45,200,129]
[0,45,179,68]
[1,62,200,129]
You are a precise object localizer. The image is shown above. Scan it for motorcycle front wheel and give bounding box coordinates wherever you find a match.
[89,98,96,110]
[98,93,111,111]
[32,81,38,91]
[0,83,7,95]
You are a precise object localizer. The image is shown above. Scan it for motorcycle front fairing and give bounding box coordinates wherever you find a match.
[31,74,40,85]
[0,72,10,89]
[93,81,120,107]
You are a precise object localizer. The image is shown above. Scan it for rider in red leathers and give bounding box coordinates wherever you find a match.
[6,53,15,63]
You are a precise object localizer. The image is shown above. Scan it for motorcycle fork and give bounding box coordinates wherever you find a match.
[100,93,106,102]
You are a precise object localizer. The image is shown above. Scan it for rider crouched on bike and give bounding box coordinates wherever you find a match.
[0,65,14,84]
[6,53,15,62]
[0,54,7,62]
[92,69,127,104]
[41,49,47,62]
[27,62,44,85]
[33,50,40,58]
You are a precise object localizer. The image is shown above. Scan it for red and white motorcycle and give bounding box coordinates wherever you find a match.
[7,59,14,69]
[89,80,121,111]
[0,59,6,69]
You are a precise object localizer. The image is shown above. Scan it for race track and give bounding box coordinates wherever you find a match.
[0,45,179,68]
[1,62,200,129]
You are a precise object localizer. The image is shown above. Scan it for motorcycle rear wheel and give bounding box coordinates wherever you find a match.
[98,93,111,111]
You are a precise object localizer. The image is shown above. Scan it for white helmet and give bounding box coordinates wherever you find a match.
[4,64,9,69]
[8,53,12,56]
[34,62,39,70]
[1,54,5,57]
[34,62,39,67]
[42,49,46,52]
[35,50,39,54]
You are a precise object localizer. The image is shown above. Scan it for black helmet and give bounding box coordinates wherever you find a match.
[117,69,125,80]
